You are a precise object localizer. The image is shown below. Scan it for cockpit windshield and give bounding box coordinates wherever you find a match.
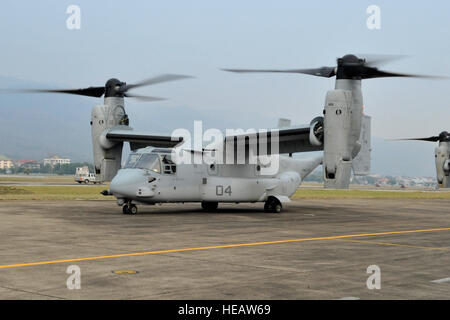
[137,154,161,172]
[124,153,141,168]
[124,153,161,173]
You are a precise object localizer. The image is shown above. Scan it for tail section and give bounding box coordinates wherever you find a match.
[283,155,323,180]
[352,114,371,176]
[298,155,323,180]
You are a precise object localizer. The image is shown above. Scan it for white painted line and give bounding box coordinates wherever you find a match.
[337,297,360,300]
[431,277,450,283]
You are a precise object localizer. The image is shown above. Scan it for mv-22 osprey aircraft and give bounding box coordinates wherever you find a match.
[394,131,450,188]
[4,54,440,214]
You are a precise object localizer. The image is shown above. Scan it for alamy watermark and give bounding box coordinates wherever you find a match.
[170,121,280,175]
[366,5,381,30]
[66,5,81,30]
[66,265,81,290]
[366,265,381,289]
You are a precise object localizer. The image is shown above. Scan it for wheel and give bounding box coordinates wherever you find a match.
[273,202,282,213]
[122,205,131,215]
[264,197,282,213]
[201,201,218,211]
[84,180,89,184]
[77,181,82,184]
[129,204,138,215]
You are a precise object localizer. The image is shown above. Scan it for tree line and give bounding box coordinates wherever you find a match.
[0,163,94,175]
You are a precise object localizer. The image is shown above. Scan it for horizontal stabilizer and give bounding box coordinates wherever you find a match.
[277,118,291,128]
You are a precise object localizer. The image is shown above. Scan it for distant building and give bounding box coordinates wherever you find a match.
[43,155,71,166]
[0,160,13,169]
[0,155,13,170]
[14,160,41,170]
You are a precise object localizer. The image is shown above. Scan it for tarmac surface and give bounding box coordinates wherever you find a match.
[0,198,449,299]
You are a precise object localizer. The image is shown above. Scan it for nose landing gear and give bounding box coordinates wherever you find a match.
[122,203,138,215]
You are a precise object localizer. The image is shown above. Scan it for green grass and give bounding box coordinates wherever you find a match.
[0,185,110,201]
[293,188,450,199]
[0,186,33,195]
[0,176,75,183]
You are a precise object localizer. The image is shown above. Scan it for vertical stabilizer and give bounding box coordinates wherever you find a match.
[352,114,371,176]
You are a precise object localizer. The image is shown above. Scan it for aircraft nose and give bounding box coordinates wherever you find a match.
[110,169,146,198]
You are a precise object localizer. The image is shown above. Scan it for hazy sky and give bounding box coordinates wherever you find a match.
[1,0,449,139]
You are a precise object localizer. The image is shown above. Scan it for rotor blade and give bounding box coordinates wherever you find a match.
[120,74,193,92]
[222,67,337,78]
[123,93,166,102]
[358,54,409,67]
[391,136,440,142]
[361,68,448,80]
[0,87,105,97]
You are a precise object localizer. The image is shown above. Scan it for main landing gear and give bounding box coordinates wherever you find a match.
[123,202,138,215]
[201,201,218,212]
[264,197,282,213]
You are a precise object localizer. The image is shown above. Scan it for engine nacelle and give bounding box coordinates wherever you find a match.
[91,97,128,182]
[322,89,353,189]
[309,116,324,146]
[435,142,450,188]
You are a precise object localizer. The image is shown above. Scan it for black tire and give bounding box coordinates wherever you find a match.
[264,197,282,213]
[84,180,89,184]
[129,204,138,215]
[122,205,130,215]
[201,201,218,211]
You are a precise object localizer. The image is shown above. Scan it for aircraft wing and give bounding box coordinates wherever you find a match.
[106,124,322,154]
[223,125,323,154]
[106,128,184,150]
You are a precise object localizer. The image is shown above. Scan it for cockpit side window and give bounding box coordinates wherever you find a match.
[124,153,141,168]
[135,154,161,173]
[161,155,176,174]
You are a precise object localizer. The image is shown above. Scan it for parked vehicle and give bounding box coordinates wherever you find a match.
[75,166,99,184]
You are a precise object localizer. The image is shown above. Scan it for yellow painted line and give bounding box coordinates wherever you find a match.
[0,227,449,270]
[112,270,139,275]
[335,239,450,251]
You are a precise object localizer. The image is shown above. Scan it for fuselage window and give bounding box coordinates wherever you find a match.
[161,155,176,174]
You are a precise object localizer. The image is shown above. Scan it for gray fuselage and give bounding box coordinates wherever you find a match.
[109,148,322,204]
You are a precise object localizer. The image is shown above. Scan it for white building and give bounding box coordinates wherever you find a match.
[0,160,13,169]
[43,155,71,166]
[0,155,13,169]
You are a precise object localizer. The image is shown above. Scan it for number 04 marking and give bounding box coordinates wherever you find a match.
[216,185,232,196]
